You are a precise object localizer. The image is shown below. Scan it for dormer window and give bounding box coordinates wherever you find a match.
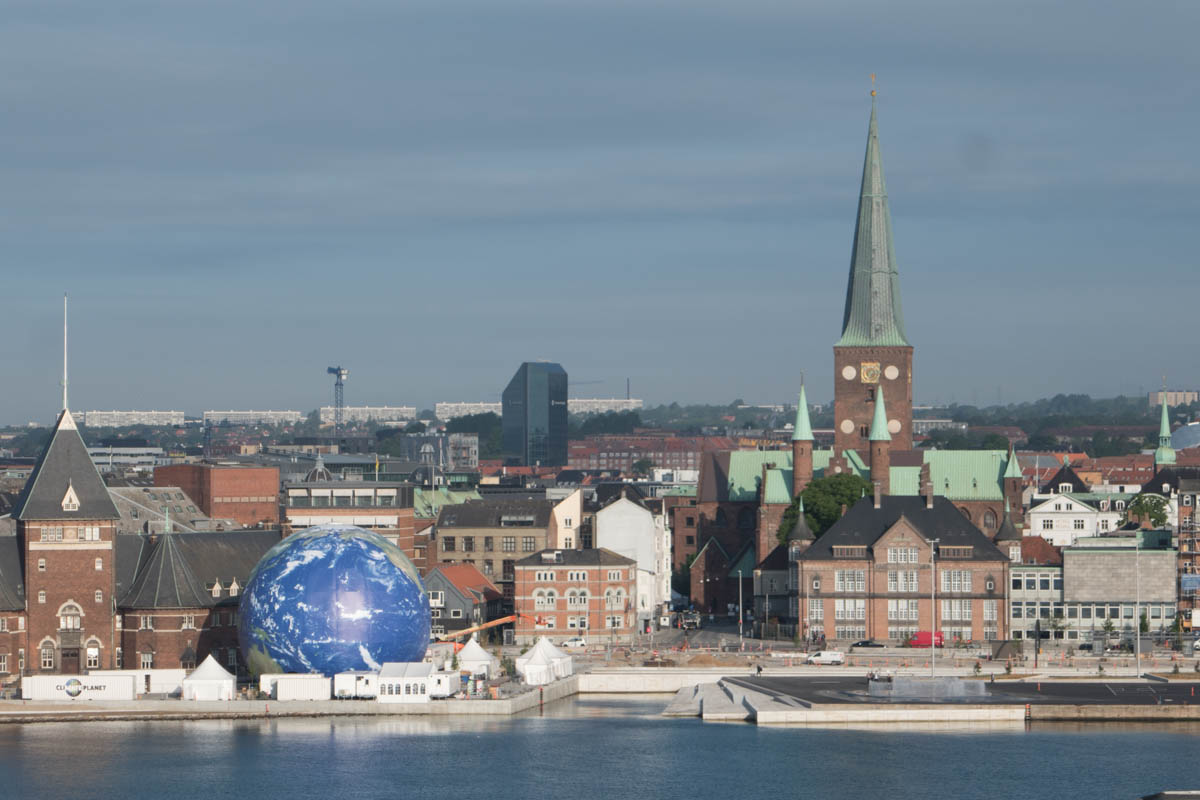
[1115,501,1126,511]
[229,579,240,597]
[1164,484,1171,494]
[211,582,222,598]
[61,482,80,512]
[1058,483,1071,494]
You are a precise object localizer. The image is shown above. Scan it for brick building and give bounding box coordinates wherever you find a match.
[282,476,420,569]
[567,434,736,474]
[512,549,636,644]
[155,463,280,528]
[794,494,1009,644]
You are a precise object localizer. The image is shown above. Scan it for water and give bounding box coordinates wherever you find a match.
[2,696,1199,799]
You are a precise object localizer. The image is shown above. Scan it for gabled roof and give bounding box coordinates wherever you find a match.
[14,409,119,521]
[1018,536,1062,566]
[836,99,909,348]
[426,564,502,604]
[728,541,757,577]
[117,530,279,609]
[1039,460,1090,494]
[799,496,1007,562]
[755,544,789,571]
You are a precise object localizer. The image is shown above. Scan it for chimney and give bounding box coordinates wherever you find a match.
[924,482,934,509]
[873,481,882,509]
[840,503,848,517]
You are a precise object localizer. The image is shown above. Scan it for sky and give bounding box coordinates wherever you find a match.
[1,0,1197,424]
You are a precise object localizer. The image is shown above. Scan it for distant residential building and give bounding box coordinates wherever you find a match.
[910,419,967,436]
[1026,493,1127,547]
[567,434,735,473]
[202,410,302,426]
[318,406,415,424]
[594,493,672,631]
[567,398,644,415]
[77,410,186,427]
[377,432,479,470]
[435,402,502,420]
[154,463,280,528]
[1150,390,1198,409]
[424,564,503,638]
[512,548,637,644]
[502,362,568,467]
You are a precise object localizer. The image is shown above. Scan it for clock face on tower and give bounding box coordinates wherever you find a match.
[860,362,881,384]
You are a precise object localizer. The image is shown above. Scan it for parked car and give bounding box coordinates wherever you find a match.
[806,651,846,665]
[852,639,885,648]
[908,631,945,648]
[561,637,587,649]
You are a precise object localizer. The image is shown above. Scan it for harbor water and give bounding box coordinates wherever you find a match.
[1,695,1198,799]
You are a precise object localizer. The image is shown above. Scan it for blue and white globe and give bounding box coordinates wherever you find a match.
[238,524,431,677]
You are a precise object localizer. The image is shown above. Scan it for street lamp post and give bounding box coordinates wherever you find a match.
[931,538,940,678]
[1135,534,1141,678]
[738,569,744,646]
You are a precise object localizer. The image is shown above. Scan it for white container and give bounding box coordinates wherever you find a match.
[22,674,137,701]
[269,674,331,701]
[88,669,187,697]
[333,671,378,699]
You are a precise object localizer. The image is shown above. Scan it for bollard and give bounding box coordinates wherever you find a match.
[539,687,544,709]
[1024,703,1031,721]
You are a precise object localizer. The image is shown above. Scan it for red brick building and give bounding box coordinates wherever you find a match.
[567,434,735,473]
[513,549,636,644]
[155,463,279,528]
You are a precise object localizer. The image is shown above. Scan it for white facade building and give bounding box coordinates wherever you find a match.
[319,406,415,424]
[378,662,432,703]
[1027,493,1127,547]
[594,496,671,628]
[567,398,644,415]
[78,410,186,427]
[203,410,303,426]
[551,489,583,550]
[435,402,502,420]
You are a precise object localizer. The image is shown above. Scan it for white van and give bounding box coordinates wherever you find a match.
[806,651,846,665]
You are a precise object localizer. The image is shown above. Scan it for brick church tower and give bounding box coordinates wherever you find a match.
[833,97,914,455]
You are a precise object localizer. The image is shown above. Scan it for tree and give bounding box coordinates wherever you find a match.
[404,420,427,433]
[777,473,872,544]
[1024,433,1058,451]
[1124,494,1168,528]
[1140,611,1149,634]
[445,412,503,459]
[631,458,654,476]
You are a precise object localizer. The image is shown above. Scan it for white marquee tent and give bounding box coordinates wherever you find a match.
[517,637,573,684]
[182,654,236,701]
[456,636,499,679]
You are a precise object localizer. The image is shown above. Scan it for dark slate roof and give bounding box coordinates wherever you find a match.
[755,544,789,571]
[0,535,25,610]
[1039,462,1090,495]
[993,512,1022,543]
[787,510,815,542]
[117,530,279,609]
[515,547,634,567]
[436,498,553,529]
[1142,466,1200,494]
[592,482,646,508]
[14,410,119,521]
[799,496,1007,562]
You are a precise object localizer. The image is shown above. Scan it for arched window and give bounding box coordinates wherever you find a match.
[40,644,55,671]
[958,507,972,521]
[737,508,755,530]
[544,590,558,609]
[983,510,997,530]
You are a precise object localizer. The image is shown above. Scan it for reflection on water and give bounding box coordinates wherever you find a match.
[1,696,1199,800]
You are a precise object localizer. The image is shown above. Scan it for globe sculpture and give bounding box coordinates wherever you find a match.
[238,524,431,677]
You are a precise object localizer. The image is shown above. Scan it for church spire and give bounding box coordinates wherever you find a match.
[1156,392,1176,467]
[869,386,891,441]
[836,95,909,347]
[792,383,814,442]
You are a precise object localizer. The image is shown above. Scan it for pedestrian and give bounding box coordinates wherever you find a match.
[756,664,763,677]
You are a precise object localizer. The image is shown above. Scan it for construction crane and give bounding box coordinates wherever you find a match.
[327,366,349,437]
[435,613,542,643]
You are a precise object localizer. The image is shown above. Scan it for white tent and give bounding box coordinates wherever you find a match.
[456,636,498,679]
[519,646,555,686]
[517,637,573,681]
[182,654,236,701]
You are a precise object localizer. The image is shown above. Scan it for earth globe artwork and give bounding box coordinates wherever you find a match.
[238,524,431,677]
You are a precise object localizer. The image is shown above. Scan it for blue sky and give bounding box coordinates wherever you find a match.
[2,1,1197,424]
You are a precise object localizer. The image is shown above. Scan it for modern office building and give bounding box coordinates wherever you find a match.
[501,362,568,466]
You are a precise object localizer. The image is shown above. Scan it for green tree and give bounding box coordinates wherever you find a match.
[1140,611,1149,634]
[631,458,654,476]
[445,412,503,459]
[1024,433,1058,451]
[1124,494,1168,528]
[404,420,427,433]
[777,473,872,544]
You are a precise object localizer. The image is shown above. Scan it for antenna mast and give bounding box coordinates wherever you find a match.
[62,294,69,410]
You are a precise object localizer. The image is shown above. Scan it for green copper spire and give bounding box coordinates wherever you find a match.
[1003,446,1022,479]
[1155,397,1176,466]
[792,384,814,441]
[869,385,891,441]
[836,97,909,348]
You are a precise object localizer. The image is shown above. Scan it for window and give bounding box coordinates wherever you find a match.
[535,571,555,582]
[95,558,103,571]
[685,516,695,527]
[1039,576,1050,591]
[462,536,475,553]
[18,649,25,671]
[37,559,45,572]
[229,580,239,597]
[941,599,972,621]
[431,609,442,619]
[940,570,972,593]
[809,602,824,621]
[887,599,920,621]
[0,654,6,674]
[484,537,494,552]
[59,605,81,630]
[1042,519,1054,531]
[40,526,63,542]
[140,616,154,630]
[568,571,586,582]
[1012,575,1022,590]
[442,536,456,552]
[41,646,55,670]
[183,615,196,629]
[227,649,237,669]
[1073,519,1085,531]
[1100,519,1110,531]
[887,547,919,564]
[522,537,536,552]
[94,590,103,604]
[834,599,866,620]
[834,570,866,592]
[211,583,221,598]
[86,647,100,669]
[37,591,45,604]
[502,537,516,552]
[607,570,621,581]
[0,618,5,632]
[887,570,918,592]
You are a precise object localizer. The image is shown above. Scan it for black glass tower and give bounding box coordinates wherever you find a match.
[501,362,568,466]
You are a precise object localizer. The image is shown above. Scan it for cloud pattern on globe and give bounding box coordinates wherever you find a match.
[238,524,431,677]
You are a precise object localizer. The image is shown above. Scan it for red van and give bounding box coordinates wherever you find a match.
[908,631,945,648]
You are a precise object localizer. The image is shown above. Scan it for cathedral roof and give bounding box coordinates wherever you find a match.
[836,99,909,348]
[14,409,119,521]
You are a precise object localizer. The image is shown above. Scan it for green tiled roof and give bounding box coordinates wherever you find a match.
[727,450,793,502]
[414,487,481,519]
[1003,450,1022,479]
[888,465,922,496]
[792,385,814,441]
[763,469,793,505]
[727,545,757,578]
[836,100,909,348]
[662,485,697,497]
[924,450,1006,502]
